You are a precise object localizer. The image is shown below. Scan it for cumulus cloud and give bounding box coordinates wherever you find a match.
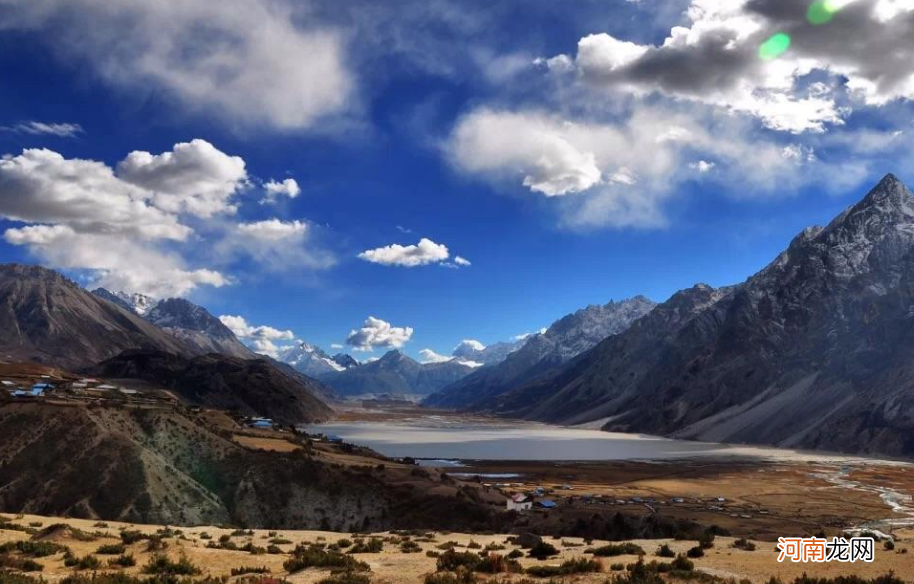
[0,0,354,131]
[453,339,486,356]
[449,108,602,196]
[262,178,301,204]
[346,316,413,352]
[453,256,471,266]
[0,139,287,296]
[4,121,83,137]
[117,139,247,218]
[419,348,452,364]
[221,218,335,272]
[219,315,295,340]
[358,237,452,267]
[552,0,914,134]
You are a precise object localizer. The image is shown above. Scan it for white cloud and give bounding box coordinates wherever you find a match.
[0,0,355,131]
[262,178,301,204]
[218,314,296,352]
[358,237,451,267]
[237,219,308,241]
[453,256,471,266]
[330,343,344,350]
[551,0,914,134]
[346,316,413,352]
[448,108,602,196]
[453,339,486,354]
[419,348,452,364]
[117,139,247,218]
[690,160,716,173]
[5,121,83,137]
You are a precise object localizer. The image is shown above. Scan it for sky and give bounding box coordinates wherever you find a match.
[0,0,913,361]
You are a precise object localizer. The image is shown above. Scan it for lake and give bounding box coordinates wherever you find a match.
[303,414,866,463]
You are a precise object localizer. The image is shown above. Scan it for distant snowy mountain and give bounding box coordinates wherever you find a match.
[424,295,657,409]
[452,338,527,366]
[277,342,358,378]
[93,288,158,316]
[318,350,473,398]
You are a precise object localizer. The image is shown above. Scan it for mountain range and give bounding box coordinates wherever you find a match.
[319,349,475,397]
[474,174,914,456]
[424,296,657,409]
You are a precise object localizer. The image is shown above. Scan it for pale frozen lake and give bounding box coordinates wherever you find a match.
[303,415,870,463]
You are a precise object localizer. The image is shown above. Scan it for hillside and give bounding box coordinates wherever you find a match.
[0,264,191,369]
[0,401,500,530]
[486,174,914,456]
[425,296,657,409]
[85,349,332,425]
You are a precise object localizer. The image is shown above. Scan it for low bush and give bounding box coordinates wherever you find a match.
[527,541,560,560]
[69,555,101,570]
[436,550,482,572]
[0,554,43,572]
[525,557,603,577]
[731,538,756,551]
[588,543,645,557]
[656,544,676,558]
[283,544,370,574]
[401,541,422,553]
[119,530,148,545]
[230,566,270,576]
[108,554,136,568]
[348,538,383,554]
[475,553,522,574]
[0,541,68,557]
[686,546,704,558]
[95,544,126,555]
[317,573,372,584]
[141,553,200,576]
[424,568,476,584]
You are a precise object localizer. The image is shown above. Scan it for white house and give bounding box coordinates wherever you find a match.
[507,493,532,512]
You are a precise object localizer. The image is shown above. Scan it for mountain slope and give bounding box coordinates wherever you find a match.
[145,298,256,359]
[279,342,353,378]
[424,296,657,409]
[0,401,498,530]
[488,174,914,456]
[319,350,473,397]
[0,264,192,369]
[85,349,331,425]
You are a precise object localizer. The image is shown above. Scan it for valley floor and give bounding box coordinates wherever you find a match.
[0,513,912,584]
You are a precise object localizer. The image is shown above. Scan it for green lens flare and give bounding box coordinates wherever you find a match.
[808,0,847,25]
[759,32,791,60]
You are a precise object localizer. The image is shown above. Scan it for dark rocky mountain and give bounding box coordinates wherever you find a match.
[92,289,255,360]
[85,349,332,425]
[332,353,359,369]
[0,401,499,530]
[485,174,914,457]
[0,264,191,369]
[144,298,255,359]
[424,296,657,409]
[319,350,474,398]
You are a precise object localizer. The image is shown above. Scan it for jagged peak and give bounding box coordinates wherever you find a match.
[853,172,914,214]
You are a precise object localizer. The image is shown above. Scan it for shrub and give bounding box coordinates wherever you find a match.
[732,538,756,551]
[885,540,895,551]
[475,553,522,574]
[436,550,481,572]
[230,566,271,576]
[526,557,603,577]
[348,538,383,554]
[686,546,704,558]
[424,568,476,584]
[610,563,625,571]
[588,543,645,557]
[108,554,136,568]
[698,533,715,549]
[96,544,126,555]
[671,554,694,571]
[527,541,560,560]
[71,555,102,570]
[283,544,370,574]
[466,541,481,550]
[266,545,283,555]
[119,530,148,545]
[401,541,422,553]
[336,539,352,548]
[0,554,43,572]
[142,553,200,575]
[656,544,676,558]
[317,573,372,584]
[0,541,68,557]
[426,550,440,558]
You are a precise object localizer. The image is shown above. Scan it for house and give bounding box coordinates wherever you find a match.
[506,493,532,512]
[326,434,343,443]
[535,499,557,510]
[31,383,51,396]
[250,420,274,429]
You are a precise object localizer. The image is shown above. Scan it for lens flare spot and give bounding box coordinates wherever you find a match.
[808,0,853,24]
[759,32,791,60]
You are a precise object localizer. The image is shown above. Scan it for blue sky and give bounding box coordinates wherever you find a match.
[0,0,913,360]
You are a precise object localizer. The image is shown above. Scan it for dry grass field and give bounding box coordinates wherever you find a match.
[0,513,911,584]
